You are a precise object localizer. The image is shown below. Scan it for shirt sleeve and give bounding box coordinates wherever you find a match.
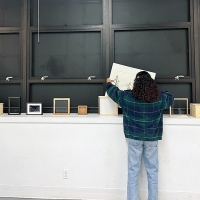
[161,91,174,109]
[106,82,124,108]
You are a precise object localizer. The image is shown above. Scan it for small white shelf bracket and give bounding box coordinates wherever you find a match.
[87,76,96,80]
[175,75,184,80]
[41,76,49,81]
[6,77,13,81]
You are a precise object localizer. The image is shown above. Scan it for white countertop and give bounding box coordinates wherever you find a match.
[0,113,200,125]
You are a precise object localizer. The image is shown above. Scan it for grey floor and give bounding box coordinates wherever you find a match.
[0,198,80,200]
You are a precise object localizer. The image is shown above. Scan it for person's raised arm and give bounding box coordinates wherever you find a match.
[161,91,174,109]
[106,78,123,108]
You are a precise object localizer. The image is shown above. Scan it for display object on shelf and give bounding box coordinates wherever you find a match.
[98,96,118,116]
[78,105,87,115]
[0,103,3,114]
[169,98,188,117]
[8,97,21,115]
[26,103,43,115]
[53,98,70,115]
[190,103,200,117]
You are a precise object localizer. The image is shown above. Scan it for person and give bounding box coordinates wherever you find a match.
[106,71,173,200]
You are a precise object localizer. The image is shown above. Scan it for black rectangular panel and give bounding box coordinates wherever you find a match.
[32,32,102,78]
[30,0,103,26]
[114,29,189,77]
[112,0,189,24]
[0,0,21,27]
[157,83,191,100]
[0,33,21,77]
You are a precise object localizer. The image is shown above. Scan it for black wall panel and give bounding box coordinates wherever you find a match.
[114,29,189,77]
[112,0,190,24]
[0,0,199,113]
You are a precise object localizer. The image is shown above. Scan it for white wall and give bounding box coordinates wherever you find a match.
[0,114,200,200]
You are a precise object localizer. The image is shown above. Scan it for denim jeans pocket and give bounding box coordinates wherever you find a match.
[144,141,158,148]
[129,139,143,148]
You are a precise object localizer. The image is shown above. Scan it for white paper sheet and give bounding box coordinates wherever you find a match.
[109,63,156,91]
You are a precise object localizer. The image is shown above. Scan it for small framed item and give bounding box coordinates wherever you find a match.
[0,103,3,114]
[8,97,21,115]
[78,105,87,115]
[53,98,70,115]
[169,98,188,117]
[190,103,200,117]
[98,96,118,116]
[26,103,43,115]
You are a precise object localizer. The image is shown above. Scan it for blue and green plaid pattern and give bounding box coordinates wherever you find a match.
[106,82,173,141]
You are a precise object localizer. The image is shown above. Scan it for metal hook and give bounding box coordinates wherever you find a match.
[41,76,49,81]
[87,76,96,80]
[6,77,13,81]
[175,75,184,80]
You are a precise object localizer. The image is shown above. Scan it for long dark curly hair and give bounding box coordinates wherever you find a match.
[132,71,160,103]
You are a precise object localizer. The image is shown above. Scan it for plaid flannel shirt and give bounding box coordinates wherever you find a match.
[106,82,173,141]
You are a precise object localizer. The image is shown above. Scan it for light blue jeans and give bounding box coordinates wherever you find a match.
[127,139,158,200]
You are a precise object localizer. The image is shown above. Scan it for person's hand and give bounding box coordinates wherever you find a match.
[106,78,114,83]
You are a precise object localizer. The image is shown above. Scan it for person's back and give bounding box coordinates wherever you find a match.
[106,71,173,200]
[118,89,172,141]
